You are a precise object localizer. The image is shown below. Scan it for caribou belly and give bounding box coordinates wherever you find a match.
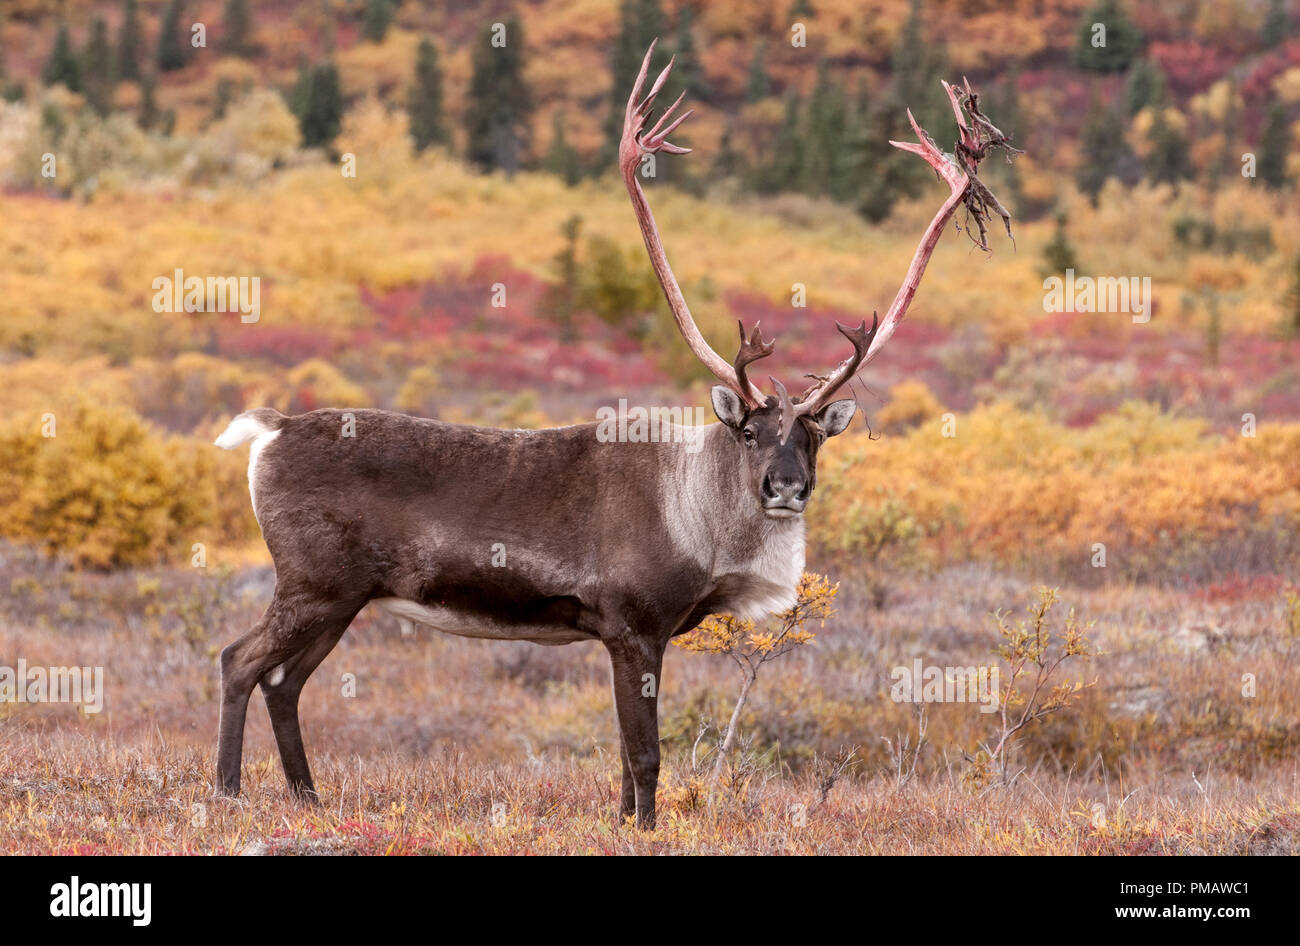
[371,597,592,645]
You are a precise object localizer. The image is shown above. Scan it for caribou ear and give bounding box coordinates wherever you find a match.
[711,385,747,429]
[817,399,857,438]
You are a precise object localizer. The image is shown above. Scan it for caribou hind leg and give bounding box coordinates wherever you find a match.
[216,590,362,799]
[259,623,350,800]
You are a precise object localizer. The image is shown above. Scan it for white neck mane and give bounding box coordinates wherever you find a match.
[659,423,805,619]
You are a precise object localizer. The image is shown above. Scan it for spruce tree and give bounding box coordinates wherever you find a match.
[362,0,394,44]
[888,0,949,201]
[465,18,533,174]
[212,76,235,120]
[847,90,910,222]
[117,0,142,81]
[43,24,82,92]
[289,56,312,120]
[672,6,709,100]
[408,37,449,153]
[0,42,16,101]
[745,41,770,102]
[602,0,666,166]
[543,112,583,186]
[1041,212,1081,277]
[540,215,583,340]
[156,0,192,73]
[1123,57,1165,116]
[756,92,804,193]
[633,0,665,62]
[711,120,748,181]
[1285,253,1300,338]
[1074,0,1143,73]
[892,0,948,135]
[82,18,117,115]
[1257,101,1292,189]
[1077,95,1127,205]
[293,60,343,148]
[1145,105,1191,185]
[803,61,848,199]
[222,0,255,58]
[1262,0,1290,48]
[138,72,159,129]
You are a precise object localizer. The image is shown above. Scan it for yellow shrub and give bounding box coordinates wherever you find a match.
[0,401,256,568]
[875,379,945,434]
[207,88,300,165]
[395,365,440,416]
[285,359,369,411]
[814,401,1300,574]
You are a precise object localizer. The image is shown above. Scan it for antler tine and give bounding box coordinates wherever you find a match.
[733,321,776,402]
[646,90,692,146]
[769,376,797,445]
[637,57,675,118]
[619,42,764,407]
[943,80,972,145]
[625,39,658,121]
[792,314,878,417]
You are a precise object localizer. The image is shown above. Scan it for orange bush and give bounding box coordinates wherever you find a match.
[815,401,1300,575]
[0,400,256,568]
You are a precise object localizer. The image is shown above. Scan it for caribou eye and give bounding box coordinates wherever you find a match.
[743,426,757,447]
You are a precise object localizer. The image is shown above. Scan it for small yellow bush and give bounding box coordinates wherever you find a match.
[0,401,255,568]
[875,379,945,434]
[285,359,369,411]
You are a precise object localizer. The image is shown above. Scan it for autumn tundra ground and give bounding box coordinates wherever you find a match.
[2,539,1297,855]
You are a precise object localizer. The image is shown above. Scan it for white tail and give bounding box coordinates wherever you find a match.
[215,412,275,450]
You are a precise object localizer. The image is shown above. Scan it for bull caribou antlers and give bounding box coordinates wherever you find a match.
[621,43,1020,427]
[619,40,768,408]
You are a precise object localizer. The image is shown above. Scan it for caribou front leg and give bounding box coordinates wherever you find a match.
[603,628,666,829]
[617,733,637,822]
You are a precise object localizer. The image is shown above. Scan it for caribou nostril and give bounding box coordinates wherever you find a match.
[763,473,807,505]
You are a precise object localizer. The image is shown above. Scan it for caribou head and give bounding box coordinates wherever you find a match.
[708,320,865,519]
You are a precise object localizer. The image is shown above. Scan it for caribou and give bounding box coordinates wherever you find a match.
[213,43,1016,828]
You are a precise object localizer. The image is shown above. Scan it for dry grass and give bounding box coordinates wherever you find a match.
[1,540,1297,854]
[2,730,1296,855]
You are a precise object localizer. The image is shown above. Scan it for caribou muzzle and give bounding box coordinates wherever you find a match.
[760,470,811,516]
